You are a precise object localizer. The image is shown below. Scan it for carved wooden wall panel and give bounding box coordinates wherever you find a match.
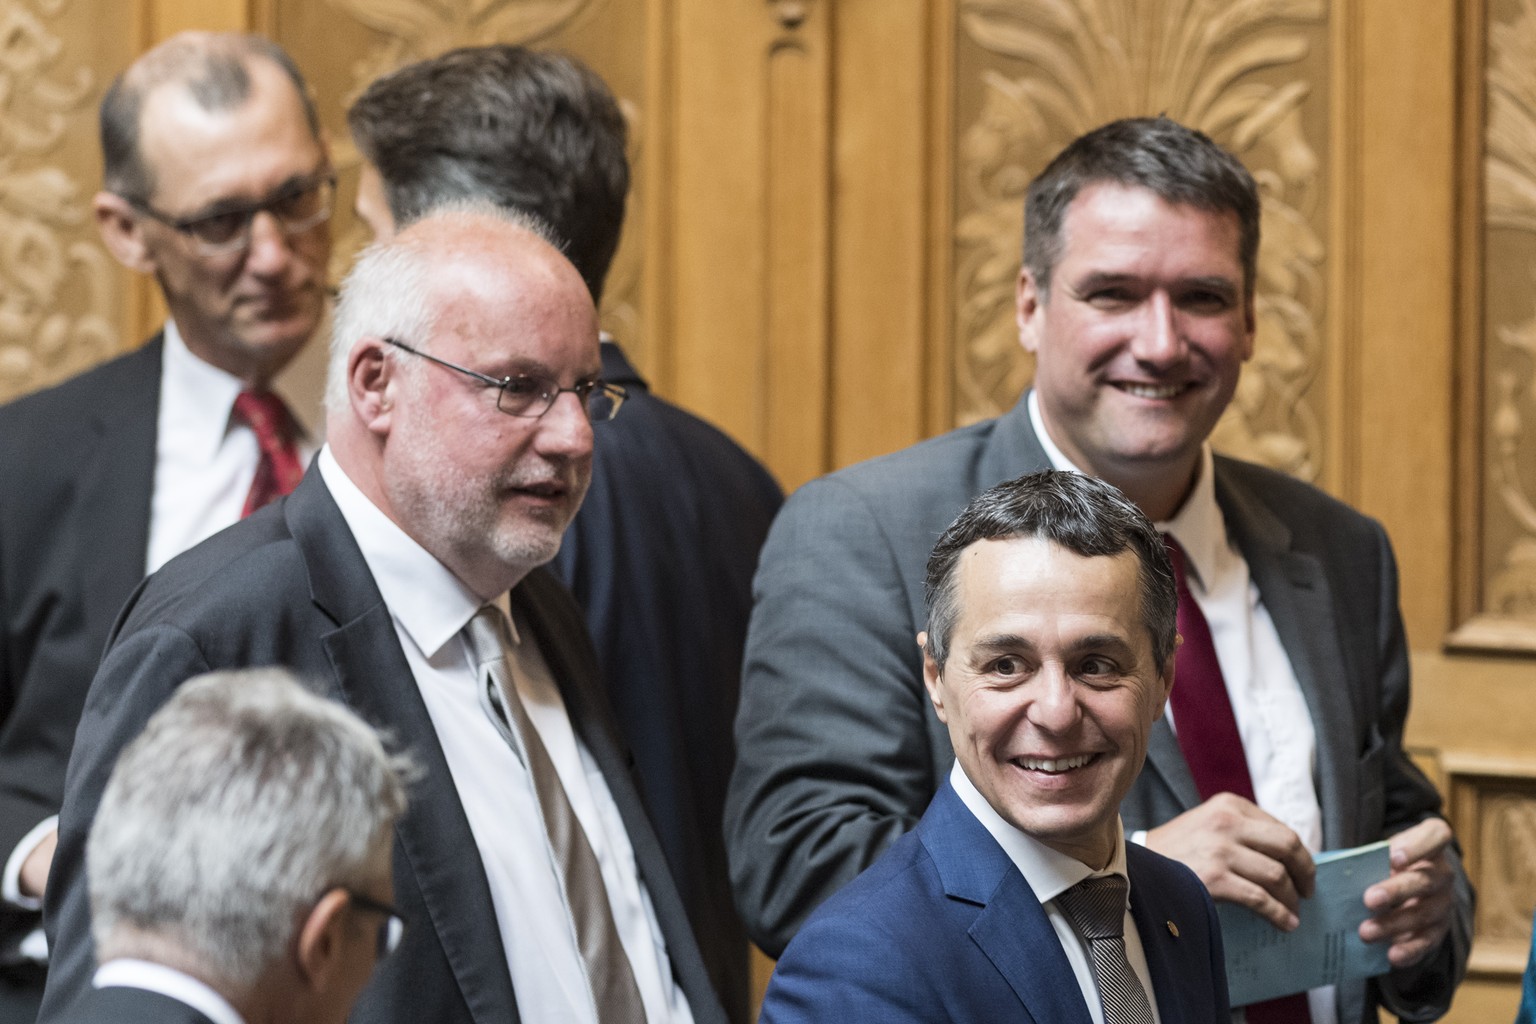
[263,0,654,366]
[1446,757,1536,976]
[948,0,1331,482]
[0,0,134,403]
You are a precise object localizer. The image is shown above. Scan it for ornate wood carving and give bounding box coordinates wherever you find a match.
[1454,0,1536,649]
[951,0,1329,479]
[1445,756,1536,976]
[768,0,809,33]
[0,0,116,403]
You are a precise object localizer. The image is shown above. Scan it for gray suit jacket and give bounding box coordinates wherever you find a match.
[725,391,1471,1023]
[38,470,728,1024]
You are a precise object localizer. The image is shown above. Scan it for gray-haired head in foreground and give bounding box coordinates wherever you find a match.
[323,199,558,417]
[923,470,1177,670]
[1023,116,1260,299]
[88,668,414,991]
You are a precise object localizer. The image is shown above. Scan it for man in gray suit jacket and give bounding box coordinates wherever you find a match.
[727,116,1471,1023]
[41,207,727,1024]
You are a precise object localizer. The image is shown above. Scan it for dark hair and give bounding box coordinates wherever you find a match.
[101,33,320,203]
[1023,116,1260,298]
[923,471,1176,669]
[348,45,629,303]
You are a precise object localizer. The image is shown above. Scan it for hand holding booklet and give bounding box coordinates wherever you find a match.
[1216,839,1395,1007]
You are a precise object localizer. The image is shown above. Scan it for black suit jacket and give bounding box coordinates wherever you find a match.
[549,341,781,1020]
[727,390,1472,1023]
[0,339,161,986]
[37,470,728,1024]
[50,986,214,1024]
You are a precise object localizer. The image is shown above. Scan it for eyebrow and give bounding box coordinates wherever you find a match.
[182,168,325,222]
[1068,271,1239,299]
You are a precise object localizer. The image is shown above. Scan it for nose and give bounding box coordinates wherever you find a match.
[535,389,595,460]
[1128,291,1186,367]
[1026,664,1083,734]
[243,210,296,277]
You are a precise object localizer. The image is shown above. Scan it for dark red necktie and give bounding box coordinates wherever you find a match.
[1164,535,1311,1024]
[233,389,303,517]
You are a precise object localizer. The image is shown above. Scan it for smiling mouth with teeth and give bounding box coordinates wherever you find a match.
[1115,382,1189,400]
[1015,753,1098,774]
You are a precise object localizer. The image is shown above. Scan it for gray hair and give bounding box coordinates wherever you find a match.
[88,668,414,990]
[324,200,558,416]
[1023,116,1260,298]
[923,471,1177,669]
[101,32,320,203]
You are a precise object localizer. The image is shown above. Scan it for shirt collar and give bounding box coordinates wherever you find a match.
[948,761,1129,905]
[161,320,317,459]
[94,959,247,1024]
[1025,389,1225,590]
[317,447,486,659]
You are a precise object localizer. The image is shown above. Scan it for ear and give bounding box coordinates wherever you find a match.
[1016,267,1044,354]
[295,887,350,988]
[1240,291,1257,361]
[93,191,156,274]
[918,632,949,724]
[1152,646,1178,721]
[349,338,397,437]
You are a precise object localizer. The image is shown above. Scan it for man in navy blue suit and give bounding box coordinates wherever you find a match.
[760,471,1228,1024]
[347,48,781,1021]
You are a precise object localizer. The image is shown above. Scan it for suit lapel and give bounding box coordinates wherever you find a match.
[288,474,520,1024]
[1214,462,1355,850]
[78,337,161,635]
[1127,847,1203,1024]
[919,784,1094,1024]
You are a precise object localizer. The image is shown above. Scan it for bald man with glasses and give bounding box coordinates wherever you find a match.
[0,33,332,1020]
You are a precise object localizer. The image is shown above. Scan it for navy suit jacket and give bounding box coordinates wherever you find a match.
[37,470,728,1024]
[0,339,161,1016]
[759,781,1229,1024]
[549,340,781,1021]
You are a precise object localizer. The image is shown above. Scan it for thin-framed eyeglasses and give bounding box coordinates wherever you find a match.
[383,337,625,422]
[127,172,337,256]
[343,889,406,960]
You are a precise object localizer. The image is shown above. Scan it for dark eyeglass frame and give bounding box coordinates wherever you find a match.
[383,337,625,422]
[343,889,405,959]
[127,172,337,256]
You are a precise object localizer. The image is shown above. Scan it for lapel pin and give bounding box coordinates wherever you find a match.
[1166,920,1180,938]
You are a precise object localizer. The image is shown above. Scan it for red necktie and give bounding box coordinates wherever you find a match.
[1165,535,1311,1024]
[234,389,303,517]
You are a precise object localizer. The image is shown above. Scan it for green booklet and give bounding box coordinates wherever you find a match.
[1215,839,1395,1006]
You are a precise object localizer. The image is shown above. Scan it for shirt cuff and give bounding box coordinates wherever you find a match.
[3,815,59,910]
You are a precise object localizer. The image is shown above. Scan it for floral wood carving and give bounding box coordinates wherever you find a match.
[1484,0,1536,620]
[323,0,596,105]
[953,0,1327,479]
[0,0,114,402]
[1479,790,1536,946]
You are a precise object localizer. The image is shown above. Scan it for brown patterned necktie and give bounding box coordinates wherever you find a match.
[1054,875,1156,1024]
[466,606,648,1023]
[232,389,302,516]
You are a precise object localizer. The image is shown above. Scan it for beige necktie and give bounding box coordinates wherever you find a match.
[1054,875,1156,1024]
[466,606,647,1023]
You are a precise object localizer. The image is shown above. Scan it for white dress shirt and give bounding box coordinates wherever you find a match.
[1029,391,1335,1024]
[146,320,317,572]
[94,959,246,1024]
[319,449,694,1024]
[951,762,1162,1024]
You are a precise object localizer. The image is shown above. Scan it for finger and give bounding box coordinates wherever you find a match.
[1389,818,1453,866]
[1229,818,1317,899]
[1365,858,1454,913]
[1208,845,1308,927]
